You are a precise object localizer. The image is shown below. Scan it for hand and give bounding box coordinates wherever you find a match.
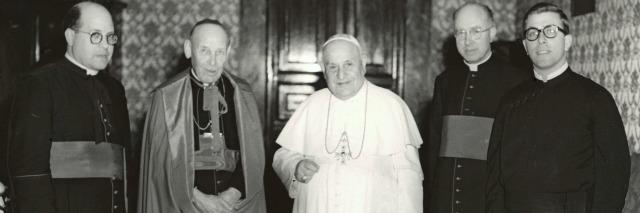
[0,181,6,213]
[295,159,319,183]
[219,187,241,208]
[193,188,233,213]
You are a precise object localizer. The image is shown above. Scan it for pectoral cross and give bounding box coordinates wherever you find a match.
[334,131,352,164]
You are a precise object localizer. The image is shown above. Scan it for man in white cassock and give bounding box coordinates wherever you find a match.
[272,34,424,213]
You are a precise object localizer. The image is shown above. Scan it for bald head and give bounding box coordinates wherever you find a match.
[184,22,230,83]
[453,3,494,24]
[321,36,366,100]
[63,2,113,31]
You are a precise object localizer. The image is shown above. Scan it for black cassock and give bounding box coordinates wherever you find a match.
[426,54,528,213]
[8,58,130,213]
[486,69,630,213]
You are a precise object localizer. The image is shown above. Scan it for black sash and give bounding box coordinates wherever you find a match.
[50,141,124,179]
[439,115,494,160]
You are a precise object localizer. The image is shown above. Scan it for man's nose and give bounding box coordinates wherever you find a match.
[208,57,218,66]
[537,34,548,44]
[464,34,472,45]
[336,68,345,79]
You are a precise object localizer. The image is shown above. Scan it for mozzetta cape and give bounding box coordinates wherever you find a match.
[274,81,423,213]
[137,70,266,213]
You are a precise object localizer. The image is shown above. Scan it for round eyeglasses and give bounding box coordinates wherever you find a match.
[74,30,119,45]
[523,24,567,41]
[454,25,493,40]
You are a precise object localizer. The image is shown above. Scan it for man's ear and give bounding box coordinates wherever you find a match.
[522,39,529,55]
[489,27,497,42]
[564,34,573,51]
[184,39,192,59]
[64,28,75,46]
[360,53,368,70]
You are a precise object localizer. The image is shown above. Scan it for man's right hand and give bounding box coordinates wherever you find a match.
[0,181,6,213]
[295,159,319,183]
[193,188,233,213]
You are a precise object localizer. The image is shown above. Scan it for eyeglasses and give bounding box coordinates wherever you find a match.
[523,24,567,41]
[454,25,493,40]
[74,30,119,45]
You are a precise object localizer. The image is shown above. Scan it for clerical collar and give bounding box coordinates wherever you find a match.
[65,53,98,76]
[534,62,568,83]
[464,52,492,72]
[190,68,217,88]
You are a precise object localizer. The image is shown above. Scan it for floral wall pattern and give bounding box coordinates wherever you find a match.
[567,0,640,211]
[118,0,241,137]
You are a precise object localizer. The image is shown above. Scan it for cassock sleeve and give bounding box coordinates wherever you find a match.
[425,75,444,206]
[485,97,509,213]
[426,76,444,180]
[272,147,303,198]
[394,145,423,213]
[9,75,57,213]
[590,89,630,212]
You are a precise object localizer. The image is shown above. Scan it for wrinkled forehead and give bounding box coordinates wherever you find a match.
[525,12,562,29]
[78,5,114,32]
[322,40,361,63]
[455,5,491,29]
[191,24,229,46]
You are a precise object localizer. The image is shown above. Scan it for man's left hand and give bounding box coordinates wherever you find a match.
[0,181,6,213]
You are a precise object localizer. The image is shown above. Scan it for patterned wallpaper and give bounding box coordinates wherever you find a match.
[117,0,241,136]
[569,0,640,154]
[568,0,640,211]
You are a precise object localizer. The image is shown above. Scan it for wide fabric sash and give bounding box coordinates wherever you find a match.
[439,115,494,160]
[50,141,124,179]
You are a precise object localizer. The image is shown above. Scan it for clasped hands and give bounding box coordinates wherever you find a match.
[295,159,319,184]
[193,187,242,213]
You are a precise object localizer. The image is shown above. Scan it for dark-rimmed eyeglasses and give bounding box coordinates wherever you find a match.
[454,25,493,40]
[523,24,567,41]
[74,30,119,45]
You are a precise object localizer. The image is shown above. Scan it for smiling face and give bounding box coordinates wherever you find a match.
[522,11,572,73]
[184,24,229,84]
[321,40,366,100]
[454,4,496,64]
[66,3,114,71]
